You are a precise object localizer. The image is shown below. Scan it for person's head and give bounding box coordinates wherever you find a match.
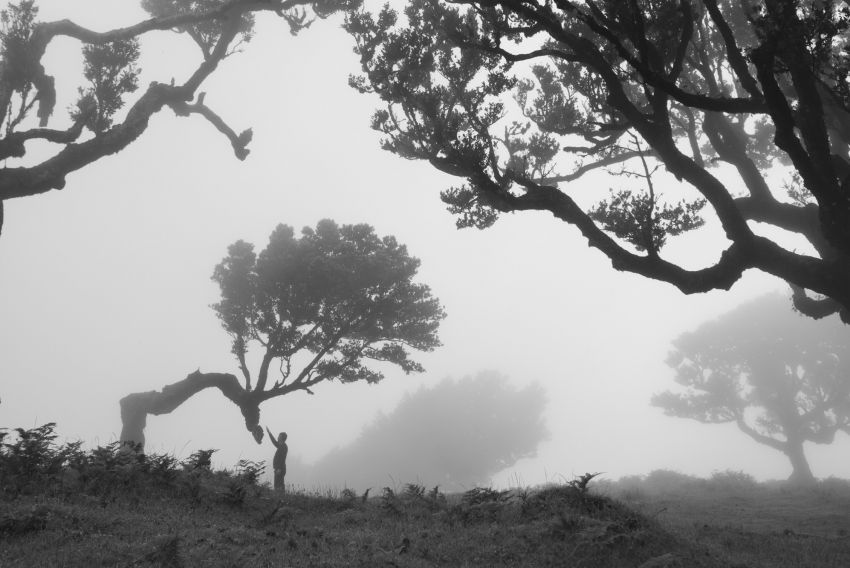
[278,432,288,443]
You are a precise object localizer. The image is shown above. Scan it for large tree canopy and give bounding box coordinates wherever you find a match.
[345,0,850,321]
[0,0,356,234]
[297,371,548,491]
[120,219,445,448]
[653,294,850,483]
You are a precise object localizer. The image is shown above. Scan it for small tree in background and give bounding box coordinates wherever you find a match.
[299,370,548,491]
[653,294,850,483]
[0,0,357,235]
[120,219,445,448]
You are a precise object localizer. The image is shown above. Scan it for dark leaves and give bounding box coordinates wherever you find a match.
[141,0,255,54]
[0,1,38,92]
[70,39,140,133]
[211,220,445,389]
[588,189,706,254]
[654,294,850,443]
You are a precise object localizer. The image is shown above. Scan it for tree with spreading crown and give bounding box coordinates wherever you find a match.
[653,294,850,483]
[119,219,445,447]
[345,0,850,321]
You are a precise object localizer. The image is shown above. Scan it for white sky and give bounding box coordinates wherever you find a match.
[1,0,848,487]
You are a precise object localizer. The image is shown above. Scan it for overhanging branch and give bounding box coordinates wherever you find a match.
[0,121,85,161]
[0,82,189,200]
[170,93,252,160]
[119,369,261,447]
[735,416,787,452]
[0,12,245,202]
[465,166,754,294]
[790,284,849,323]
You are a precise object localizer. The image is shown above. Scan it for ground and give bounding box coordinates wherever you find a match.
[2,427,849,567]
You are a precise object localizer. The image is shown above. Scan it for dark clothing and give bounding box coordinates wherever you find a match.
[266,428,288,492]
[272,444,288,470]
[272,448,286,491]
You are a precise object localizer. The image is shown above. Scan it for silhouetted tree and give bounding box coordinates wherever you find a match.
[345,0,850,321]
[299,371,548,491]
[0,0,356,235]
[120,219,445,448]
[653,294,850,483]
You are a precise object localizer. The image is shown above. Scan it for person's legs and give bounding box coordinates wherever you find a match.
[274,469,283,491]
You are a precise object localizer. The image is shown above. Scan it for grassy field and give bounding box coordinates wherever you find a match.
[597,470,850,568]
[2,425,849,567]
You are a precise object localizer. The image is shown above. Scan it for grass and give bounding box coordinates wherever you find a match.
[596,469,850,568]
[2,425,849,567]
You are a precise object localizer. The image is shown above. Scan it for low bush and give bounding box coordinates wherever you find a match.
[0,424,250,506]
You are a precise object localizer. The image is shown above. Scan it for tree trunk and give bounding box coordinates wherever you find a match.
[785,439,815,484]
[119,370,263,449]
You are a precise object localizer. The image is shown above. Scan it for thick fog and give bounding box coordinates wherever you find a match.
[2,1,849,489]
[289,371,548,492]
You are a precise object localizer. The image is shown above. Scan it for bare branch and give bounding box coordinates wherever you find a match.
[169,93,252,160]
[537,150,644,184]
[0,121,85,161]
[703,0,762,98]
[735,416,787,453]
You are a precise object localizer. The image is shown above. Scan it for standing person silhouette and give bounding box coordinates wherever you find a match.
[266,426,288,492]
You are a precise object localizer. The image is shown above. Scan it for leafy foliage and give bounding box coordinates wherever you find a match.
[7,423,844,567]
[296,371,547,491]
[119,220,443,448]
[141,0,256,54]
[234,458,265,486]
[345,0,850,321]
[223,460,265,506]
[0,424,179,496]
[0,1,38,94]
[588,188,706,254]
[71,40,140,133]
[653,294,850,480]
[0,423,272,511]
[183,448,218,471]
[0,0,360,234]
[211,219,445,390]
[0,422,66,492]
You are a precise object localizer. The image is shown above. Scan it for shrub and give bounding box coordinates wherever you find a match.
[182,449,217,472]
[222,459,267,507]
[234,459,265,486]
[708,469,757,492]
[642,469,700,494]
[0,423,69,494]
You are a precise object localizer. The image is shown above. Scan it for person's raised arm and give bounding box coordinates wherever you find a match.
[265,426,279,448]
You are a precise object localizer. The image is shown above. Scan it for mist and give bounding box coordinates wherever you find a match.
[2,0,850,497]
[288,371,548,492]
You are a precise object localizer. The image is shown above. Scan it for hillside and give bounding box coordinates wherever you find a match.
[2,425,849,567]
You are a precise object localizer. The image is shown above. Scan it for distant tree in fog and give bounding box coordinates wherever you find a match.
[300,371,548,491]
[653,294,850,483]
[120,219,445,448]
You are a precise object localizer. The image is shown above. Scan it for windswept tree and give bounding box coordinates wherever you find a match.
[345,0,850,321]
[297,371,548,491]
[120,219,445,448]
[653,294,850,483]
[0,0,357,235]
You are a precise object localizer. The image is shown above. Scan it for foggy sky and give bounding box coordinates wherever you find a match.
[1,0,848,487]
